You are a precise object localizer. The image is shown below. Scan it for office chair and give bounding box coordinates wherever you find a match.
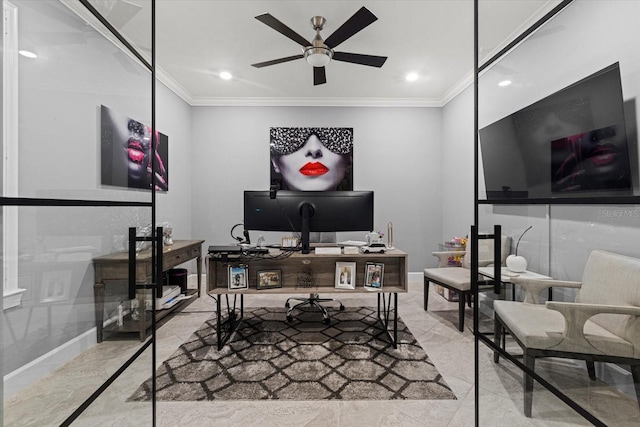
[285,293,345,324]
[285,232,345,324]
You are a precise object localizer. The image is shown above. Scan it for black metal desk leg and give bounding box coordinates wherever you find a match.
[394,292,398,348]
[376,292,398,349]
[214,293,244,351]
[216,294,222,350]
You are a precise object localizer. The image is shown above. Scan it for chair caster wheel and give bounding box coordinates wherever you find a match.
[285,302,290,308]
[339,305,345,311]
[286,315,293,322]
[323,318,331,325]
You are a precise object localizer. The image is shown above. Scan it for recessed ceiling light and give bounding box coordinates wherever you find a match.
[498,80,512,87]
[405,73,418,82]
[220,71,232,80]
[18,50,37,59]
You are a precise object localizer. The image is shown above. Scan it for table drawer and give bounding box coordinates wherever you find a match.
[189,246,201,259]
[163,250,189,269]
[163,244,201,270]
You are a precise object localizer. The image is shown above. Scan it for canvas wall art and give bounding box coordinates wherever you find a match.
[269,127,353,191]
[101,105,169,191]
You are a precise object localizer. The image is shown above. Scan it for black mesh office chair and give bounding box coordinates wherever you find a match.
[285,293,345,324]
[285,232,345,324]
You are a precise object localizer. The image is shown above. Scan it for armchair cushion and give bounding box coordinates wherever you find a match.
[495,301,635,358]
[424,232,510,332]
[422,267,471,292]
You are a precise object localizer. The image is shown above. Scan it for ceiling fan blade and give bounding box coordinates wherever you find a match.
[333,52,387,68]
[324,6,378,49]
[251,54,304,68]
[255,13,310,47]
[313,67,327,86]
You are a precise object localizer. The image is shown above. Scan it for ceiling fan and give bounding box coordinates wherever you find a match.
[251,6,388,86]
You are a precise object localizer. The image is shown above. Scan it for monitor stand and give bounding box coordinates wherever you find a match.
[300,202,313,254]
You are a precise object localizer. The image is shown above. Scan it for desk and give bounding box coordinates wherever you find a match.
[207,248,408,349]
[93,239,204,342]
[478,267,551,300]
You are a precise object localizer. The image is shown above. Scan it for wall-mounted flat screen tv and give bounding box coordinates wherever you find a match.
[479,62,634,201]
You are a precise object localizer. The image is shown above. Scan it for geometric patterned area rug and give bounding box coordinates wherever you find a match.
[129,306,456,401]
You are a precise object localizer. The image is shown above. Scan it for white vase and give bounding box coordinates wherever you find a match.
[506,254,527,273]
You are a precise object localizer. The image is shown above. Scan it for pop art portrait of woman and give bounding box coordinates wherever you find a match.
[270,127,353,191]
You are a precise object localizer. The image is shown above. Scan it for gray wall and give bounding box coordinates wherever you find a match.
[156,83,195,247]
[441,84,475,240]
[189,106,443,272]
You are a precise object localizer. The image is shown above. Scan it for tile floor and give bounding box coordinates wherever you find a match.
[4,280,640,426]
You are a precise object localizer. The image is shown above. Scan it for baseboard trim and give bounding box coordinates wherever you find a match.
[3,327,97,399]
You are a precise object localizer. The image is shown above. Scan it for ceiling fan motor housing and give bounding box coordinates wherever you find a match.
[310,16,326,31]
[304,16,333,67]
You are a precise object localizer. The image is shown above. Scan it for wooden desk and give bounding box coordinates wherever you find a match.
[207,248,408,349]
[93,239,204,342]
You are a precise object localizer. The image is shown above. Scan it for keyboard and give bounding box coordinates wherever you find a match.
[338,240,367,247]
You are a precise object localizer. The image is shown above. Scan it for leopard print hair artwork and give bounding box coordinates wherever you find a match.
[270,127,353,155]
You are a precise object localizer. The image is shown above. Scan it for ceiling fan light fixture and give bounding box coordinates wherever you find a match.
[304,46,332,67]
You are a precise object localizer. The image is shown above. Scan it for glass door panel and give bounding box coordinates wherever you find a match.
[2,205,153,425]
[477,1,640,425]
[3,0,156,424]
[67,345,154,425]
[11,0,153,202]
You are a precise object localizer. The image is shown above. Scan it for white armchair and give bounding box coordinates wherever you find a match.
[493,250,640,417]
[423,233,511,331]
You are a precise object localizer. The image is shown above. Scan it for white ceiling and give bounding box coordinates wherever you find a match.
[83,0,562,107]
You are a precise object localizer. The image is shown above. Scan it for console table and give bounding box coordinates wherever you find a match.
[478,266,551,301]
[93,239,204,342]
[207,248,408,350]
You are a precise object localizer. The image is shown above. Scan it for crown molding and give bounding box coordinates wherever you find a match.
[156,68,193,105]
[187,96,443,108]
[440,70,474,106]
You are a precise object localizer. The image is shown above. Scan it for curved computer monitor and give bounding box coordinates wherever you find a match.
[243,190,374,253]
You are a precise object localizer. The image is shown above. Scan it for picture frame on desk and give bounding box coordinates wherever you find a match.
[364,262,384,290]
[257,269,282,290]
[228,265,248,291]
[335,262,356,290]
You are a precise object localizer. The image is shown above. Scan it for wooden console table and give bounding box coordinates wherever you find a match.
[93,239,204,342]
[207,248,408,349]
